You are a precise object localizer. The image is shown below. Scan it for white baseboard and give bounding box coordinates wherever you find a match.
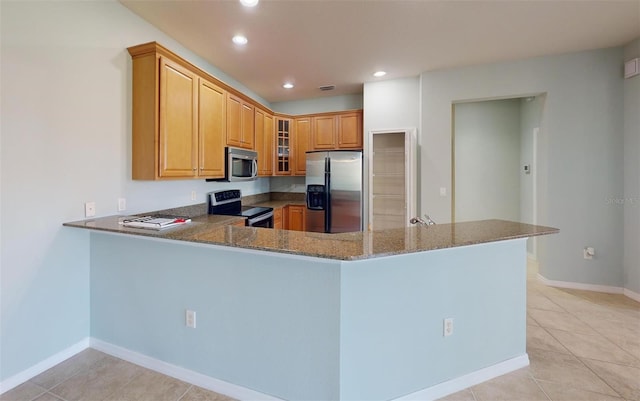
[393,354,530,401]
[0,337,90,394]
[537,274,624,294]
[2,337,528,401]
[90,338,283,401]
[624,288,640,302]
[537,274,640,303]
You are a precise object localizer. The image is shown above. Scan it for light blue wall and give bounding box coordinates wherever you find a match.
[339,239,527,400]
[623,38,640,294]
[91,233,341,401]
[454,99,522,222]
[420,48,625,288]
[271,94,362,115]
[0,1,268,382]
[90,232,527,401]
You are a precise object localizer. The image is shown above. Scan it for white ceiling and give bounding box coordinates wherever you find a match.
[120,0,640,104]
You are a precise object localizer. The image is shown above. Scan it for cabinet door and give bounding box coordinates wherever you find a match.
[199,78,226,178]
[263,113,274,175]
[255,108,265,174]
[226,93,243,148]
[293,117,310,176]
[159,57,198,177]
[288,205,306,231]
[275,118,291,175]
[337,111,363,149]
[241,101,255,149]
[255,108,273,176]
[273,207,283,229]
[283,206,289,228]
[312,115,336,150]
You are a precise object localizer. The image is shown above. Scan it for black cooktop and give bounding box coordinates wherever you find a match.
[208,190,273,219]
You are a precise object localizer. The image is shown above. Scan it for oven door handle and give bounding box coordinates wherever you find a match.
[247,211,274,226]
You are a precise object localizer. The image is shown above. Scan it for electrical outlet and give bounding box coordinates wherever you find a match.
[186,310,196,328]
[85,202,96,217]
[191,191,197,201]
[443,318,454,337]
[117,198,126,212]
[583,247,595,260]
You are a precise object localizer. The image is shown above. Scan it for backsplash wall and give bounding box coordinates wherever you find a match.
[270,176,306,193]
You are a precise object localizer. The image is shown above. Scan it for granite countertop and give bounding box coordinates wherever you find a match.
[64,212,558,260]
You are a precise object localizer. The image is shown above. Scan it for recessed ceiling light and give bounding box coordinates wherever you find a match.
[373,71,387,77]
[240,0,259,6]
[283,83,294,89]
[232,35,248,45]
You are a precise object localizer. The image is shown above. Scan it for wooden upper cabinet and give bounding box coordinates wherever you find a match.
[226,94,242,147]
[293,117,310,176]
[312,115,337,150]
[159,57,198,178]
[129,43,231,180]
[226,93,255,150]
[337,111,363,149]
[311,110,363,151]
[128,43,362,180]
[198,78,226,178]
[242,101,255,149]
[255,108,274,176]
[275,117,292,175]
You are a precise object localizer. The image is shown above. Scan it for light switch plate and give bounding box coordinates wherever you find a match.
[85,202,96,217]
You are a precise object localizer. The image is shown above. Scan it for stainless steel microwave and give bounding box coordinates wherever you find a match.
[224,147,258,181]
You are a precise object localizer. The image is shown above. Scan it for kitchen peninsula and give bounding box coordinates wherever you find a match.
[64,213,557,401]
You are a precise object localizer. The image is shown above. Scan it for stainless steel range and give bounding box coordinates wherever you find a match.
[208,190,274,228]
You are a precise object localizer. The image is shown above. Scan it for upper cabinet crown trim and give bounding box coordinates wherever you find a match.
[127,42,362,121]
[128,41,271,115]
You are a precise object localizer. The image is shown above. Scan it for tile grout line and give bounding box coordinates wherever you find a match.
[529,376,553,401]
[176,384,194,401]
[99,364,147,400]
[45,390,71,401]
[468,387,479,401]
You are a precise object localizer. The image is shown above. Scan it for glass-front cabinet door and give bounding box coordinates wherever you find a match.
[275,117,291,175]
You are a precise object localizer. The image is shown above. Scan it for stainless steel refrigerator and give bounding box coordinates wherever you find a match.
[305,150,363,233]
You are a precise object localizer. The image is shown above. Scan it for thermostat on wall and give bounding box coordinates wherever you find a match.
[624,58,639,79]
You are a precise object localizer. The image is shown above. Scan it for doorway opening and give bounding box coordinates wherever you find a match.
[452,95,545,259]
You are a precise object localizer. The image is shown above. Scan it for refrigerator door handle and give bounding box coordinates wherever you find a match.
[324,156,331,233]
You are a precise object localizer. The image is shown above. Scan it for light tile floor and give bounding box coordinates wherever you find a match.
[0,348,237,401]
[2,264,639,401]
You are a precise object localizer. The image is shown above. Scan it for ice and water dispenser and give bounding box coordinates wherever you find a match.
[306,185,326,210]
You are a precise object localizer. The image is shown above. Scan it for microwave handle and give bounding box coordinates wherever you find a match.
[252,159,258,177]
